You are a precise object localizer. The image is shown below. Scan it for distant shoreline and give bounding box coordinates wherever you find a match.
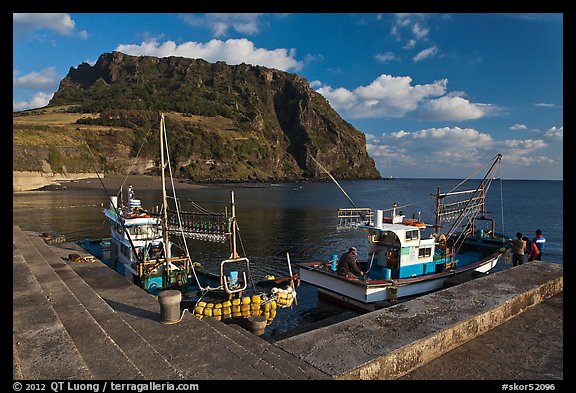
[13,173,562,193]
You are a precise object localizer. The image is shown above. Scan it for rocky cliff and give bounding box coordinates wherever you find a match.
[26,51,380,182]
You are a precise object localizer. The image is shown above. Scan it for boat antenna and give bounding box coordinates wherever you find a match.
[310,156,358,209]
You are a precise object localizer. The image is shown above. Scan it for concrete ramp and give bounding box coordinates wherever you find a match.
[275,261,563,380]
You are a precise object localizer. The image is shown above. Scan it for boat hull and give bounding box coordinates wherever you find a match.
[298,251,502,311]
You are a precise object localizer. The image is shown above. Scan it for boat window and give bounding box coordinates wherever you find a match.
[405,229,419,241]
[418,247,432,258]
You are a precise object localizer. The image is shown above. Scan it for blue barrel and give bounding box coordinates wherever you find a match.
[229,271,238,285]
[331,254,338,271]
[383,268,392,280]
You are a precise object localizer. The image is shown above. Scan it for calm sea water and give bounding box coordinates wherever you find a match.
[12,178,563,339]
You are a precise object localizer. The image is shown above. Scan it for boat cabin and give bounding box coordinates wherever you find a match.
[363,208,445,280]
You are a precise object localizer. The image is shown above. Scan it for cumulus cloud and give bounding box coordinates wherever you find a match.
[316,74,490,121]
[181,13,272,37]
[366,124,559,178]
[13,92,53,111]
[116,38,303,71]
[499,139,554,167]
[366,126,498,173]
[544,126,563,141]
[13,68,59,90]
[413,95,490,120]
[13,13,87,40]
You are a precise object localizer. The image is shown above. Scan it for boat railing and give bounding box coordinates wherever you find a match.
[337,207,372,229]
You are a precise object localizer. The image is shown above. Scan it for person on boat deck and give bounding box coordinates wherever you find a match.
[522,236,540,262]
[337,247,365,279]
[533,229,546,261]
[510,232,526,266]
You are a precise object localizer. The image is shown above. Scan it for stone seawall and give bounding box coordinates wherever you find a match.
[13,171,101,192]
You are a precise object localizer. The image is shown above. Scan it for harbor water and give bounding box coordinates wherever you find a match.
[12,178,563,339]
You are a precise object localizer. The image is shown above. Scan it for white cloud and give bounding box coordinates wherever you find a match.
[13,13,86,39]
[374,52,400,63]
[366,126,497,172]
[534,102,562,108]
[544,126,563,141]
[315,74,490,121]
[181,13,268,37]
[391,14,429,41]
[509,124,528,130]
[13,92,53,111]
[13,68,59,90]
[413,95,489,120]
[413,46,439,62]
[116,38,303,71]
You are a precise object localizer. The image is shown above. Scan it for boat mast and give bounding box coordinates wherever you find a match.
[229,191,239,260]
[160,112,170,259]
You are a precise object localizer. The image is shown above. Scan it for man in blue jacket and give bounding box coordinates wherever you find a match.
[533,229,546,261]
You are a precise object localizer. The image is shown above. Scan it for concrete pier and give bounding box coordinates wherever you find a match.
[13,225,563,380]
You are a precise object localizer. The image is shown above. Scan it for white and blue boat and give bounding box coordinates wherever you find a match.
[299,154,511,311]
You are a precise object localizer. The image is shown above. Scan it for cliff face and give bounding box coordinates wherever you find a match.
[46,52,380,181]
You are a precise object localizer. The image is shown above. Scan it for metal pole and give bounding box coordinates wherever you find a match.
[160,113,170,286]
[230,191,239,260]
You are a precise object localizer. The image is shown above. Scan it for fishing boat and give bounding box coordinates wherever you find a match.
[102,113,194,294]
[100,112,297,330]
[299,154,511,312]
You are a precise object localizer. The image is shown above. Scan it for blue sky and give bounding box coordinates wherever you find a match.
[13,13,563,180]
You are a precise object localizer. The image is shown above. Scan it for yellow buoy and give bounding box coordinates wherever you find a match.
[203,308,213,317]
[251,295,261,304]
[231,298,241,306]
[205,302,214,308]
[197,301,207,308]
[214,302,223,309]
[241,297,251,305]
[222,300,232,308]
[213,308,222,316]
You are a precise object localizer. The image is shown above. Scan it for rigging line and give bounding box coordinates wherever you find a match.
[118,109,157,195]
[446,154,501,195]
[82,142,140,261]
[162,115,210,293]
[161,114,209,291]
[443,154,501,237]
[499,165,505,236]
[310,155,358,209]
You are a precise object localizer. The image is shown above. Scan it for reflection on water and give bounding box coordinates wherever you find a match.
[13,179,563,338]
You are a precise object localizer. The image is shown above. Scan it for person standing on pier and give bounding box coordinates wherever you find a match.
[523,236,539,262]
[533,229,546,261]
[510,232,526,266]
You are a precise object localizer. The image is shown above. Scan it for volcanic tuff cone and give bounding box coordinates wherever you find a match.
[20,51,381,182]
